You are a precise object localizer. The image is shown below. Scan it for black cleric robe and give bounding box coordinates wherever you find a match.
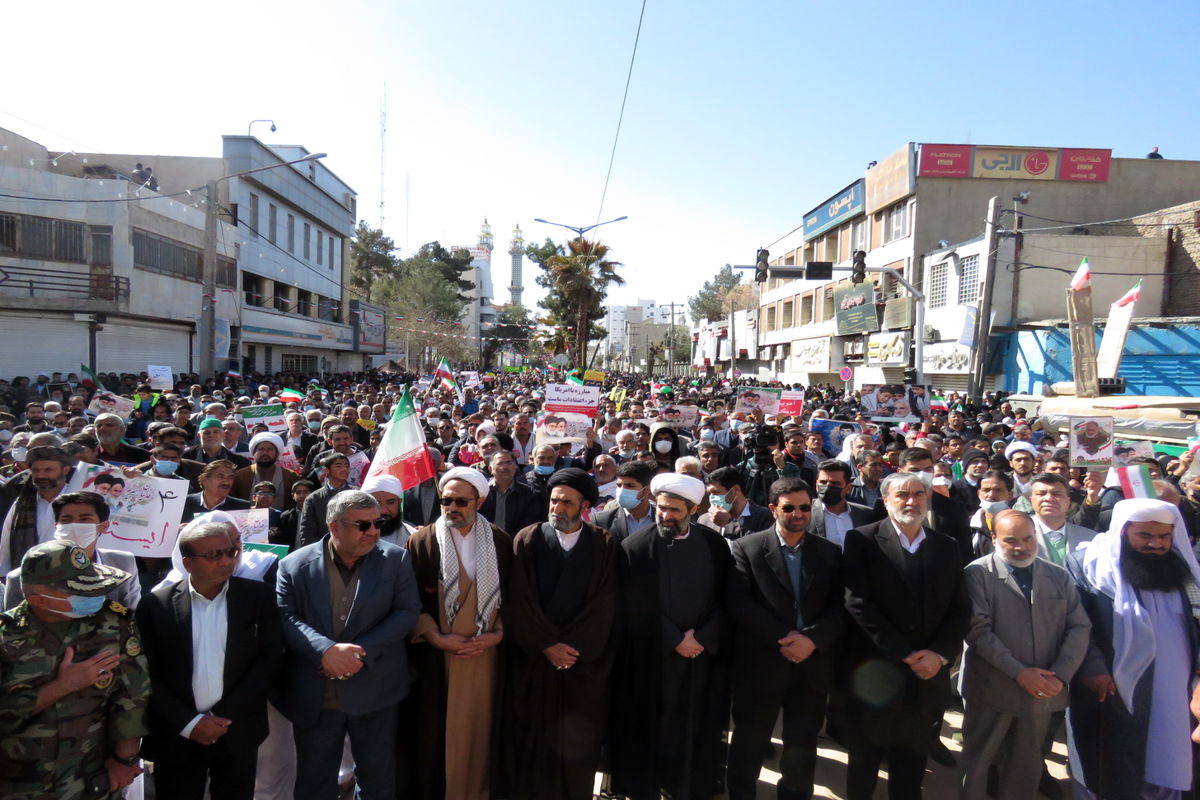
[500,521,618,800]
[610,522,733,800]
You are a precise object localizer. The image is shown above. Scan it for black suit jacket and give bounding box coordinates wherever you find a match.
[806,499,874,544]
[402,479,441,527]
[136,576,284,762]
[870,489,973,565]
[479,481,546,535]
[296,483,349,548]
[841,519,970,712]
[726,527,845,692]
[182,445,250,470]
[592,504,656,543]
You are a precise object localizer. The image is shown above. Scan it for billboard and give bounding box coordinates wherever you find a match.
[803,180,865,240]
[865,143,916,213]
[833,283,879,336]
[917,144,1112,182]
[351,299,387,352]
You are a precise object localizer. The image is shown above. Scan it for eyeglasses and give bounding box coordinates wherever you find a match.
[777,504,812,515]
[343,518,385,532]
[188,547,241,562]
[439,497,472,508]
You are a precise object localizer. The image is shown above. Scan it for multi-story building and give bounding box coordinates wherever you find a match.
[756,142,1200,392]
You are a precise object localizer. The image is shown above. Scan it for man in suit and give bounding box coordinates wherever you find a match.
[296,452,353,548]
[140,437,205,492]
[842,471,971,800]
[725,476,846,800]
[480,450,545,535]
[402,447,445,528]
[696,466,774,541]
[591,460,658,542]
[1029,472,1097,565]
[136,521,284,799]
[808,459,873,549]
[276,490,421,800]
[282,412,321,464]
[3,490,140,610]
[184,418,251,469]
[961,510,1091,800]
[871,446,974,566]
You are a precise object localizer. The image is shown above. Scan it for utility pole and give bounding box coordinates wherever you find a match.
[968,196,1002,401]
[199,179,219,379]
[729,297,737,381]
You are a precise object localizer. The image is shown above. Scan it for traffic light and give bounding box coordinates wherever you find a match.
[754,249,770,282]
[851,250,867,284]
[804,261,833,281]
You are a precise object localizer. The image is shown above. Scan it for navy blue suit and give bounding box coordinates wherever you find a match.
[276,537,420,799]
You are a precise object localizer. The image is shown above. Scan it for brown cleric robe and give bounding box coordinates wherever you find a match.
[500,521,618,800]
[405,522,511,800]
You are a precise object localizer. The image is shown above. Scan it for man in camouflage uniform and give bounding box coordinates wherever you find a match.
[0,540,149,799]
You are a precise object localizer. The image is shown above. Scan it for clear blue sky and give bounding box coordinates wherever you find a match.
[3,0,1195,314]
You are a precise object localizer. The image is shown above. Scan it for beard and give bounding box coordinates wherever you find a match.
[255,456,277,468]
[998,549,1036,568]
[378,515,401,537]
[656,519,687,539]
[550,512,580,533]
[1120,538,1191,592]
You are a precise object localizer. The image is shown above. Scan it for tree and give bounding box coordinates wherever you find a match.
[541,237,624,370]
[483,303,536,365]
[374,242,476,369]
[688,263,745,322]
[349,222,399,302]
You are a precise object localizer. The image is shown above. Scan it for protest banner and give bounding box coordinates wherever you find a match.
[778,391,805,416]
[859,384,930,422]
[582,369,606,386]
[809,418,863,456]
[1113,440,1155,467]
[659,405,699,429]
[734,387,783,417]
[241,403,287,434]
[534,411,593,446]
[88,391,136,418]
[1070,416,1114,466]
[277,446,302,474]
[66,465,188,558]
[544,383,601,416]
[224,508,271,544]
[146,364,174,391]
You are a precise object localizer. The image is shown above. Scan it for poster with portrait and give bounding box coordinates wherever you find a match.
[87,391,136,418]
[859,384,929,422]
[146,364,174,391]
[1069,416,1114,466]
[544,383,601,417]
[534,411,593,446]
[1112,440,1155,467]
[65,465,188,558]
[809,418,863,456]
[659,404,699,430]
[734,387,783,418]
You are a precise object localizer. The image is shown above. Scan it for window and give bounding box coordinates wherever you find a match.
[800,294,814,325]
[282,354,318,372]
[328,236,335,270]
[318,294,336,321]
[287,215,295,253]
[822,288,834,321]
[851,218,868,253]
[0,212,87,263]
[782,300,794,329]
[248,194,260,237]
[243,273,263,307]
[273,281,290,312]
[766,306,777,331]
[317,231,324,265]
[90,228,112,266]
[264,346,273,374]
[216,258,237,288]
[132,230,202,280]
[957,255,981,304]
[928,261,949,308]
[883,202,908,244]
[303,223,311,259]
[268,204,277,245]
[296,289,313,316]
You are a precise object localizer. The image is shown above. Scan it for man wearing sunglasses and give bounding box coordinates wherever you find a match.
[277,490,420,800]
[724,477,846,800]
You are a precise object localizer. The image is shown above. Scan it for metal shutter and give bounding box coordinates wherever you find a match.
[96,320,193,374]
[0,312,89,377]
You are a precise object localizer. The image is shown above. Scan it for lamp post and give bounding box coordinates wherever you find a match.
[247,119,277,136]
[200,152,326,379]
[532,215,628,239]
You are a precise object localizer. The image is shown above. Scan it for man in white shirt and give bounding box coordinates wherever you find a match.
[809,459,873,549]
[136,522,283,800]
[1030,472,1096,566]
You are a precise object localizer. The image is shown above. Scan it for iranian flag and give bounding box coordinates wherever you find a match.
[366,387,436,490]
[435,357,463,402]
[929,395,949,413]
[1069,258,1092,292]
[79,363,100,389]
[280,388,306,403]
[566,369,584,387]
[1117,464,1157,499]
[1114,280,1142,307]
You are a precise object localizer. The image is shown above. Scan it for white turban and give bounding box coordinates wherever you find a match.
[650,473,706,506]
[248,432,285,455]
[361,474,403,498]
[1003,441,1038,461]
[1080,498,1200,712]
[439,466,490,500]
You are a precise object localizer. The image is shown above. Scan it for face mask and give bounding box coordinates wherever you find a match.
[534,464,555,476]
[54,522,101,548]
[34,592,107,618]
[699,429,714,441]
[619,448,637,459]
[11,447,27,463]
[154,460,179,476]
[730,420,743,431]
[980,499,1009,514]
[710,491,733,511]
[617,487,643,509]
[914,470,934,489]
[303,404,316,411]
[654,440,673,454]
[54,427,69,436]
[0,430,11,443]
[817,485,843,506]
[307,421,321,431]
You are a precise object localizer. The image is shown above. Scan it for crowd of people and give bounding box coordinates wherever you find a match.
[1,365,1200,800]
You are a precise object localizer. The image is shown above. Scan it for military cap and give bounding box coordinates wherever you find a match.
[19,541,129,596]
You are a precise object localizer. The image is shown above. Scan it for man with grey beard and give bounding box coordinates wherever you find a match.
[960,510,1091,800]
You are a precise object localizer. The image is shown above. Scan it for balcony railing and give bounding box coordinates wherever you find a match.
[0,264,129,302]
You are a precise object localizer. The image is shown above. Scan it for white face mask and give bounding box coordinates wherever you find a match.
[54,522,100,549]
[654,440,673,454]
[979,499,1008,515]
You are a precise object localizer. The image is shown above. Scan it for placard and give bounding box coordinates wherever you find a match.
[88,391,136,418]
[582,369,607,386]
[778,391,805,416]
[659,405,699,429]
[1070,416,1114,467]
[544,383,601,416]
[241,403,286,434]
[734,387,782,417]
[809,419,862,456]
[224,508,271,544]
[66,465,188,558]
[859,384,930,422]
[147,364,174,391]
[1113,440,1155,467]
[534,411,594,446]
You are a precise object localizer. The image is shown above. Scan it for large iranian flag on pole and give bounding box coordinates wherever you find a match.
[366,387,435,490]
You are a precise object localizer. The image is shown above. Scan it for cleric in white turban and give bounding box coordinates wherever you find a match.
[239,431,295,510]
[438,466,490,501]
[361,474,413,547]
[1066,497,1200,800]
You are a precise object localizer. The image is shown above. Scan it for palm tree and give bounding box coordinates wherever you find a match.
[544,237,624,369]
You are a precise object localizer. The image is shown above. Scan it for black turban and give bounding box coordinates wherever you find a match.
[546,467,600,507]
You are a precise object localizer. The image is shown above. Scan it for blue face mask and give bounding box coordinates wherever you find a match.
[307,421,321,431]
[699,429,715,441]
[709,491,733,511]
[154,460,179,476]
[534,464,555,476]
[35,592,107,618]
[617,487,642,509]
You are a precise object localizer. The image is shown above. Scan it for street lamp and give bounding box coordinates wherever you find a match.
[533,215,628,239]
[247,119,277,136]
[199,152,327,379]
